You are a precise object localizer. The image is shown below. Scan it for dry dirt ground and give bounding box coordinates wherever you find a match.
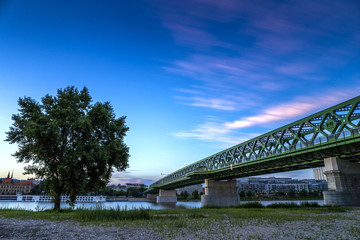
[1,210,360,240]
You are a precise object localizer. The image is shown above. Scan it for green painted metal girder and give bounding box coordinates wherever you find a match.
[147,96,360,194]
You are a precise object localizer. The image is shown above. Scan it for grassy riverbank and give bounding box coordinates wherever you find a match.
[0,203,353,223]
[1,204,360,239]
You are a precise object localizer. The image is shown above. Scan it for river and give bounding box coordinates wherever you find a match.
[0,200,324,211]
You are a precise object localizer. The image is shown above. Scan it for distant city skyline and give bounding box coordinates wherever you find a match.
[0,1,359,185]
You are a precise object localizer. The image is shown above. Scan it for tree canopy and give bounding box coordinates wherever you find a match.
[6,86,129,210]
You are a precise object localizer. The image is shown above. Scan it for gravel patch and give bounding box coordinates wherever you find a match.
[1,210,360,240]
[0,218,155,240]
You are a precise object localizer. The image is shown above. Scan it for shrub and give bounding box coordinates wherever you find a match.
[300,202,320,207]
[236,202,265,208]
[266,202,299,208]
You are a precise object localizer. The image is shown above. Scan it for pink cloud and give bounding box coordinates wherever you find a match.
[226,91,359,129]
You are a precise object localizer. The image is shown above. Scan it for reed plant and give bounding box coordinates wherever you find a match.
[73,205,151,221]
[266,202,299,208]
[235,202,265,208]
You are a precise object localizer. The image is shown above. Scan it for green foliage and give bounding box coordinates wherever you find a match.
[267,201,320,208]
[239,190,245,198]
[192,190,199,199]
[182,191,189,199]
[5,86,129,210]
[246,190,253,197]
[236,202,265,208]
[139,187,147,194]
[29,180,47,195]
[74,206,150,221]
[127,188,142,198]
[116,190,127,196]
[300,202,320,207]
[299,189,308,197]
[188,213,206,218]
[287,188,295,197]
[266,202,299,208]
[96,187,116,196]
[0,206,150,221]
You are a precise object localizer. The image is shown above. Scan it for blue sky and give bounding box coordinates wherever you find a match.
[0,0,359,185]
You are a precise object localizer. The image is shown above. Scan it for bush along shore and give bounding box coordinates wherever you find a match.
[1,203,360,240]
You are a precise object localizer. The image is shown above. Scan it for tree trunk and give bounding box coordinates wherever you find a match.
[54,193,61,211]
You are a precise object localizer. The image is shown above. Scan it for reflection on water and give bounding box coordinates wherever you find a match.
[0,200,324,211]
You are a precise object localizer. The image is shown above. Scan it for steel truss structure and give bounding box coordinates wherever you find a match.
[147,96,360,193]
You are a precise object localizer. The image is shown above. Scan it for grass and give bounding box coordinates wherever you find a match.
[0,205,151,222]
[240,195,324,201]
[203,201,330,209]
[74,205,151,221]
[0,203,352,225]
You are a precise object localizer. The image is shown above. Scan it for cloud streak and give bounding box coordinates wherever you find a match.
[174,96,236,111]
[173,89,360,146]
[172,119,253,148]
[110,170,157,186]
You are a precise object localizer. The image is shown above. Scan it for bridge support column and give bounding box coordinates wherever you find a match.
[201,179,240,207]
[323,157,360,206]
[146,193,158,202]
[156,189,177,203]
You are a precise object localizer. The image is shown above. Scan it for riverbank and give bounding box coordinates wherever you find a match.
[1,206,359,239]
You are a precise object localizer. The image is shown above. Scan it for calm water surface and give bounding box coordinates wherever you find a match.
[0,200,324,211]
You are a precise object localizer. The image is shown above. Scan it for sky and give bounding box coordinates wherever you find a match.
[0,0,359,185]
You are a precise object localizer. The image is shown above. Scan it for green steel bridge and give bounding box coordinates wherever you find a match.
[147,96,360,194]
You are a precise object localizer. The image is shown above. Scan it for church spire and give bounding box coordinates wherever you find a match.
[11,170,13,179]
[7,171,10,179]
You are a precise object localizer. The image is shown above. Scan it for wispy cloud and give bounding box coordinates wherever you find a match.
[227,90,360,129]
[173,84,264,112]
[173,89,360,146]
[226,102,314,129]
[110,170,157,186]
[174,96,236,111]
[172,119,254,148]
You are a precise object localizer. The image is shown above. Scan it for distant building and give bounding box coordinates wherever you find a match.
[107,183,148,191]
[237,177,327,194]
[125,183,148,190]
[0,172,35,195]
[118,185,127,191]
[27,178,41,185]
[313,167,327,180]
[176,184,203,195]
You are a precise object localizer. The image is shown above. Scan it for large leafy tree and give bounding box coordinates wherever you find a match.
[6,86,129,210]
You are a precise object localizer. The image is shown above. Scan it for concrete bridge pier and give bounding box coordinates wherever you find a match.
[156,189,177,203]
[323,157,360,206]
[201,179,240,207]
[146,193,158,202]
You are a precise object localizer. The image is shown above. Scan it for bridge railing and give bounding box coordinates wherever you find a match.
[150,96,360,188]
